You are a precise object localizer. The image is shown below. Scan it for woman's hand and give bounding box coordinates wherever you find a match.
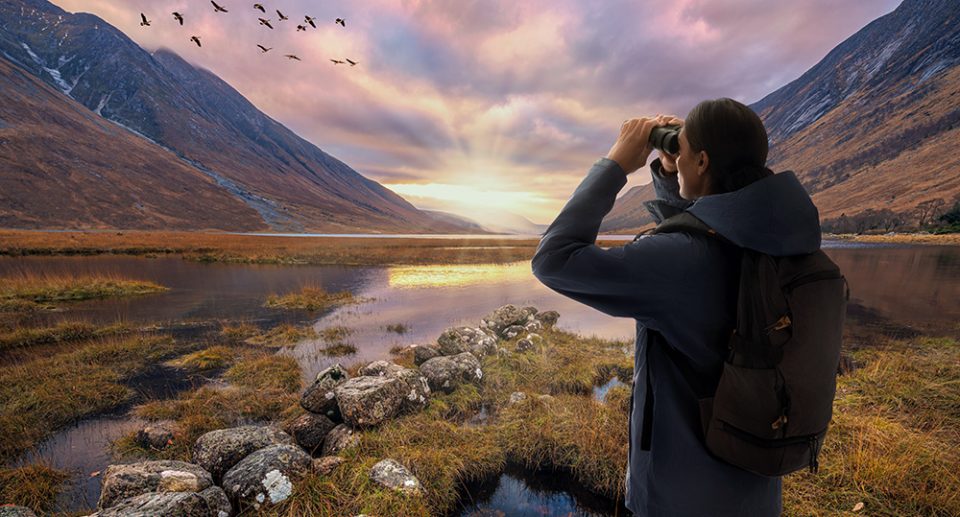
[605,115,678,176]
[657,116,684,174]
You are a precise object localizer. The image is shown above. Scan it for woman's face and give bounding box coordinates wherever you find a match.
[676,128,709,200]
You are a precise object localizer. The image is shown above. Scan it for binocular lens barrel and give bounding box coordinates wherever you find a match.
[649,125,680,155]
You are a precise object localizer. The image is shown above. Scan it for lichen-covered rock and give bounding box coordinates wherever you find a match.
[392,367,431,413]
[413,344,441,366]
[359,360,404,377]
[321,424,361,456]
[192,426,294,481]
[312,455,345,475]
[97,460,213,509]
[523,320,543,333]
[418,352,483,394]
[501,324,525,339]
[480,304,538,336]
[221,444,312,511]
[508,391,527,405]
[436,326,497,357]
[334,375,407,428]
[369,458,423,495]
[534,310,560,328]
[287,412,337,455]
[90,486,230,517]
[300,363,350,421]
[516,333,543,353]
[0,506,37,517]
[134,422,175,450]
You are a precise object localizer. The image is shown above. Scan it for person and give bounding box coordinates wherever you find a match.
[531,97,822,516]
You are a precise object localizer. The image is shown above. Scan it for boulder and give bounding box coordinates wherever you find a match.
[88,487,231,517]
[358,360,404,377]
[369,458,423,495]
[413,344,441,366]
[523,320,543,333]
[221,444,312,511]
[500,324,525,339]
[436,326,497,357]
[134,422,175,450]
[418,352,483,394]
[300,363,350,421]
[516,333,543,353]
[393,367,431,413]
[97,460,213,509]
[334,375,407,428]
[534,310,560,328]
[480,304,537,336]
[312,456,345,476]
[192,426,294,481]
[287,412,337,455]
[0,507,37,517]
[321,424,361,456]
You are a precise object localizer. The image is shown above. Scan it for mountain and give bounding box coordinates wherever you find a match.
[419,210,488,233]
[599,182,656,234]
[602,0,960,232]
[0,0,482,233]
[474,212,549,235]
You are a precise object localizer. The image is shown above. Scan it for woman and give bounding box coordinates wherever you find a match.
[531,98,821,516]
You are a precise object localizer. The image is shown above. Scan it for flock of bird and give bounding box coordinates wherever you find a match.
[138,1,358,65]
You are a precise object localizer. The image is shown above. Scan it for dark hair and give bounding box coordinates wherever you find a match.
[684,98,773,195]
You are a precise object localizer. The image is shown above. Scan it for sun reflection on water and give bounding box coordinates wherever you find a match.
[387,261,532,289]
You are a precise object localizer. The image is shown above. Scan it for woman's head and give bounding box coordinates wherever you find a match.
[674,98,772,199]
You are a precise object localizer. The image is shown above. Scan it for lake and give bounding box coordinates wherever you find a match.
[1,239,957,514]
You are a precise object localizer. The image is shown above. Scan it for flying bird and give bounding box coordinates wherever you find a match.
[139,13,151,26]
[172,12,184,25]
[345,58,358,66]
[258,17,273,29]
[296,24,307,31]
[304,15,316,28]
[276,10,289,21]
[190,35,202,47]
[284,54,301,61]
[335,18,345,27]
[257,44,272,53]
[211,1,228,13]
[330,59,345,64]
[253,3,265,12]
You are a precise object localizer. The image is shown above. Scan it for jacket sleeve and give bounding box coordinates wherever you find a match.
[531,157,703,329]
[643,157,695,224]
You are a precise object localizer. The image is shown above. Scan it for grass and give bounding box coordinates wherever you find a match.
[0,320,130,351]
[0,271,167,303]
[320,342,358,357]
[0,332,191,463]
[244,323,319,348]
[219,321,261,342]
[319,326,354,341]
[0,462,71,515]
[385,323,409,334]
[265,285,363,312]
[167,345,238,371]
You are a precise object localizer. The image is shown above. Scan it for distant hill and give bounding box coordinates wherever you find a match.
[602,0,960,233]
[0,0,484,233]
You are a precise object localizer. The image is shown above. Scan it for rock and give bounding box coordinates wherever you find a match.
[192,426,294,481]
[508,391,527,405]
[301,363,351,421]
[436,326,497,357]
[287,412,337,455]
[134,422,175,450]
[0,507,37,517]
[480,304,537,336]
[312,456,345,475]
[523,320,543,332]
[418,352,483,394]
[369,459,423,495]
[413,344,441,366]
[392,367,431,413]
[500,324,525,339]
[97,460,214,509]
[359,360,404,377]
[516,333,543,353]
[321,424,360,456]
[88,487,231,517]
[534,310,559,328]
[221,444,312,511]
[334,376,407,428]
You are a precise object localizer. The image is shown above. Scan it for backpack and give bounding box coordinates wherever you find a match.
[637,211,850,477]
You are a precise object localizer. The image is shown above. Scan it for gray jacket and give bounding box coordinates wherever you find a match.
[532,156,821,516]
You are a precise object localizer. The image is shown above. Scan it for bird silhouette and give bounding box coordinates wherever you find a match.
[285,54,301,61]
[211,1,228,13]
[253,3,265,13]
[305,15,317,28]
[257,44,272,53]
[190,35,202,47]
[276,10,289,21]
[258,17,273,29]
[330,59,345,64]
[335,18,345,27]
[296,24,307,31]
[345,58,358,66]
[172,12,184,25]
[139,13,151,26]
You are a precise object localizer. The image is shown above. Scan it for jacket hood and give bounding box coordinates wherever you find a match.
[686,170,821,256]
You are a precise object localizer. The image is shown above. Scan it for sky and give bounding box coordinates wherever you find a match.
[52,0,902,227]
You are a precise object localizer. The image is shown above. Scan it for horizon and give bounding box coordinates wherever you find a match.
[50,0,901,228]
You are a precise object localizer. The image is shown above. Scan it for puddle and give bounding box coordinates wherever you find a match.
[593,377,627,403]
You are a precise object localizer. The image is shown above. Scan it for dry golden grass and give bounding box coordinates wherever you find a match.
[0,462,70,515]
[0,271,167,302]
[265,285,361,311]
[0,320,130,351]
[825,232,960,245]
[244,323,318,348]
[167,345,238,371]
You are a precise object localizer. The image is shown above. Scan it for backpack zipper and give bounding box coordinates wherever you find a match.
[717,419,826,448]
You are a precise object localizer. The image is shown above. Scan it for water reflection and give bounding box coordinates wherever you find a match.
[388,263,533,289]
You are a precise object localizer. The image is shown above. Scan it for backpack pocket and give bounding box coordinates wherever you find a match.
[710,362,788,440]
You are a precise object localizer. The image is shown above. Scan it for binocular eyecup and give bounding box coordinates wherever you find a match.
[649,125,681,155]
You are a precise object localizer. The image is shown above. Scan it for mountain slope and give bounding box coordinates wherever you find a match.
[0,0,478,233]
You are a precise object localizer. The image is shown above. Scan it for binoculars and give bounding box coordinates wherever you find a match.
[649,124,681,155]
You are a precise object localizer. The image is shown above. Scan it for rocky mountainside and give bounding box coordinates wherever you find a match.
[602,0,960,233]
[0,0,477,233]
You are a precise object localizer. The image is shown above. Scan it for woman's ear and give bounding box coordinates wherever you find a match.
[697,151,709,176]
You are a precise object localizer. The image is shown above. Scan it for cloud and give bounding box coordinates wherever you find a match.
[51,0,902,226]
